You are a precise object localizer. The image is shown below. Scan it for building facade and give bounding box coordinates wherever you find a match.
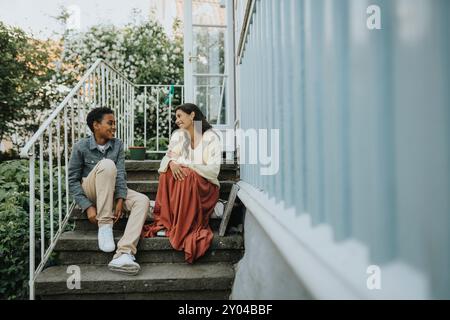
[231,0,450,299]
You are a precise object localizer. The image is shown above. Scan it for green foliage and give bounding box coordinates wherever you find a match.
[0,160,69,300]
[61,19,183,86]
[0,21,60,143]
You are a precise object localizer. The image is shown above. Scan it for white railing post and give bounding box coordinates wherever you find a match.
[144,86,147,148]
[101,63,106,106]
[28,146,35,300]
[39,137,44,261]
[132,85,135,146]
[157,88,160,152]
[57,114,62,229]
[169,86,172,137]
[64,107,69,218]
[48,125,54,244]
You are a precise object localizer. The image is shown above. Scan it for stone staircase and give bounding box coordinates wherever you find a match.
[35,160,244,300]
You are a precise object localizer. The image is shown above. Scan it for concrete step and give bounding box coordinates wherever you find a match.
[35,262,235,299]
[54,230,244,265]
[40,290,231,300]
[125,160,239,181]
[71,179,240,232]
[126,180,236,200]
[70,203,237,231]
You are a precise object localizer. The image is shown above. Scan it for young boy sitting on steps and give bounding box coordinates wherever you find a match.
[68,107,150,275]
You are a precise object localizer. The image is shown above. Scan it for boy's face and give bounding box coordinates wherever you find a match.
[93,113,116,141]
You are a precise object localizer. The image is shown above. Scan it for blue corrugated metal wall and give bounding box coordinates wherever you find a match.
[237,0,450,298]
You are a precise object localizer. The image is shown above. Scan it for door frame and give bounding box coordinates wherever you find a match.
[183,0,236,155]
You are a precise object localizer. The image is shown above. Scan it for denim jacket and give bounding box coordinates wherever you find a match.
[68,135,127,211]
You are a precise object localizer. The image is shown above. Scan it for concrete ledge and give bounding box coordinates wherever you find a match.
[55,231,244,251]
[57,249,243,265]
[41,290,231,300]
[126,180,235,194]
[35,262,235,296]
[125,160,238,172]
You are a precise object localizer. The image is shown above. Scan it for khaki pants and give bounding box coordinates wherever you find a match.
[82,159,150,259]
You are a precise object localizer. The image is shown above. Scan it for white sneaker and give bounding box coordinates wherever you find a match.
[213,201,225,218]
[108,254,140,275]
[98,224,115,253]
[156,229,167,237]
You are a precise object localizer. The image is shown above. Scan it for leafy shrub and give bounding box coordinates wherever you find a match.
[0,160,69,300]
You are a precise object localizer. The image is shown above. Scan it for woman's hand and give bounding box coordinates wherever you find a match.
[167,150,177,158]
[114,198,124,224]
[169,161,188,181]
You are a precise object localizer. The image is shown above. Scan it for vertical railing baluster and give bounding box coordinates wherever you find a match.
[129,83,132,147]
[122,79,125,143]
[169,86,172,141]
[39,137,45,262]
[123,81,126,147]
[57,114,62,229]
[87,74,92,111]
[71,98,75,148]
[117,77,121,140]
[132,85,135,146]
[29,145,36,300]
[106,67,109,108]
[93,71,97,109]
[111,71,115,116]
[117,73,120,141]
[126,81,128,146]
[48,125,54,244]
[114,72,117,130]
[101,64,106,106]
[144,86,147,148]
[206,83,210,120]
[182,85,184,104]
[127,82,131,149]
[77,95,81,141]
[64,107,69,218]
[82,82,87,137]
[157,88,160,152]
[119,75,122,139]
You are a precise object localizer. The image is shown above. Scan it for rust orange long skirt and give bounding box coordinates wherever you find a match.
[141,167,219,263]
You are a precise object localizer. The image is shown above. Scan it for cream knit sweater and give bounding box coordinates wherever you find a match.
[159,129,222,187]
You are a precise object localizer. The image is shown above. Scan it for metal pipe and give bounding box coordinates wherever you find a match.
[20,59,102,158]
[48,125,54,244]
[57,114,62,228]
[28,146,35,300]
[39,137,44,261]
[144,86,147,148]
[157,89,160,152]
[64,107,69,218]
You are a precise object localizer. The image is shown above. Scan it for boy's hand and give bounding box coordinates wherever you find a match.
[114,199,124,224]
[86,206,97,225]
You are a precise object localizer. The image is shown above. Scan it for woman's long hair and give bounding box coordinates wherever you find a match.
[174,103,213,135]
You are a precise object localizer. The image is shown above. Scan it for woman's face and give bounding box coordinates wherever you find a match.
[175,109,194,130]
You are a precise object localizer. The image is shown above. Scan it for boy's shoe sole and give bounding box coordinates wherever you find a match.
[108,264,140,276]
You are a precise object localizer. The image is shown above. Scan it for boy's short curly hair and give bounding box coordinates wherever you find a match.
[86,107,114,133]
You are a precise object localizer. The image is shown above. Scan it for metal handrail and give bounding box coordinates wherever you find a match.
[20,59,102,158]
[22,58,140,299]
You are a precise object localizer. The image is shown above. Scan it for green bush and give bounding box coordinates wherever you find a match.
[0,160,69,300]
